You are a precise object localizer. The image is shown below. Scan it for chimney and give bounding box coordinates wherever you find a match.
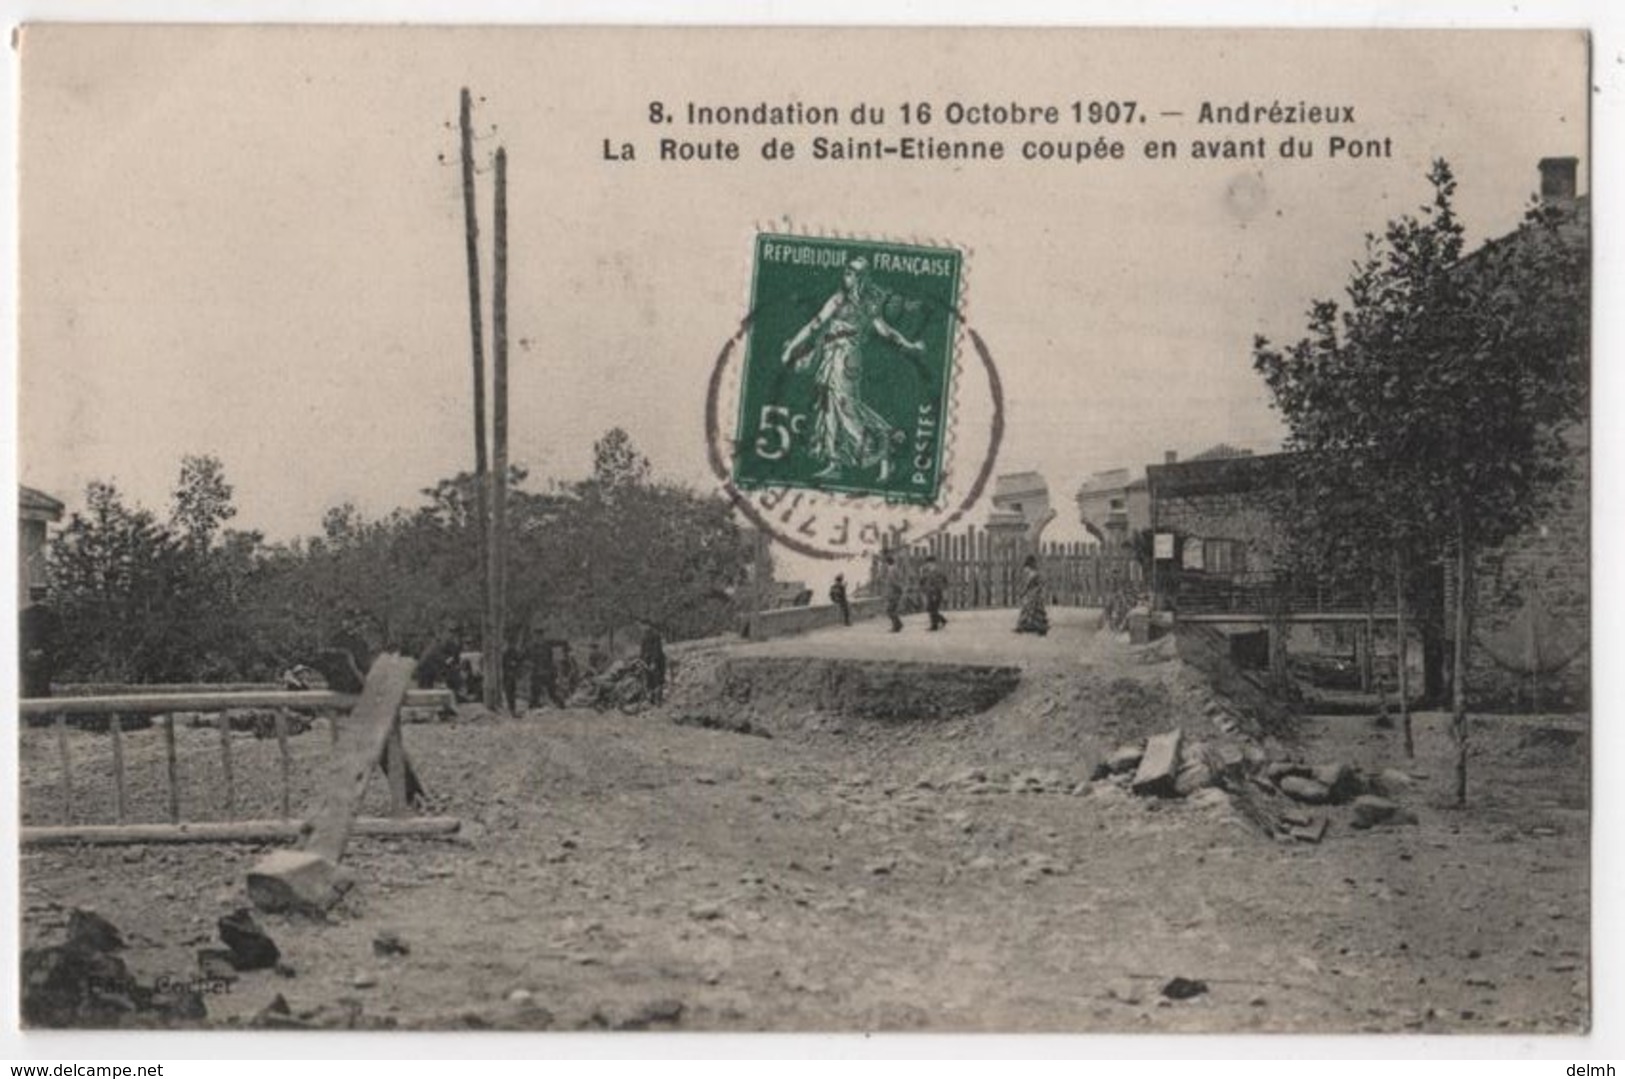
[1164,450,1178,465]
[1539,157,1578,204]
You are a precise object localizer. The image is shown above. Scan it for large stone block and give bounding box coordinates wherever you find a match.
[247,850,347,915]
[1311,762,1363,804]
[1131,730,1183,797]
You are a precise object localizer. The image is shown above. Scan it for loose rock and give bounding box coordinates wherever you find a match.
[196,948,239,982]
[1278,776,1332,805]
[1131,730,1183,798]
[373,930,411,957]
[1106,743,1145,774]
[67,909,125,953]
[218,909,280,971]
[1311,762,1363,804]
[1351,795,1418,829]
[1161,976,1209,1000]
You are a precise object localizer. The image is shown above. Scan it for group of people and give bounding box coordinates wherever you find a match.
[413,619,667,715]
[848,551,1049,637]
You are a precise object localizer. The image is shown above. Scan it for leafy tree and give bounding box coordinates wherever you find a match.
[171,453,236,551]
[48,481,187,681]
[1255,160,1588,802]
[588,426,652,492]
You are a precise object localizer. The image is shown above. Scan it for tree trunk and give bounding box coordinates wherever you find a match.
[1452,515,1470,806]
[1396,549,1414,759]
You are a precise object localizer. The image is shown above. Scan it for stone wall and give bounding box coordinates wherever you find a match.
[1459,425,1590,709]
[744,598,885,641]
[1147,454,1294,577]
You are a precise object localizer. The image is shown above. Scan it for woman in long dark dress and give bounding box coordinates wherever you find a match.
[1015,554,1049,636]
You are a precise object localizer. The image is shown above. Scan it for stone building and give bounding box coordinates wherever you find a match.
[986,471,1056,548]
[1452,158,1589,707]
[1144,158,1589,708]
[18,485,63,606]
[1075,467,1149,548]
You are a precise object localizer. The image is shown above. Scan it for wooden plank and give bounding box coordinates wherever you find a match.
[23,816,461,848]
[163,714,180,824]
[20,688,452,718]
[218,712,236,817]
[109,714,127,824]
[304,654,416,865]
[55,715,73,826]
[54,682,285,697]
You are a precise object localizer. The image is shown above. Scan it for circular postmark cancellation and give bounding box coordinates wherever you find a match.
[704,231,1003,560]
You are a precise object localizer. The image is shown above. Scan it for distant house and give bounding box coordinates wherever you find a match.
[1075,467,1149,548]
[985,471,1058,547]
[1076,447,1248,549]
[1146,452,1294,585]
[19,485,63,607]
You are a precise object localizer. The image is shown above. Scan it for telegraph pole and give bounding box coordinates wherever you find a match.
[486,146,510,712]
[459,88,492,684]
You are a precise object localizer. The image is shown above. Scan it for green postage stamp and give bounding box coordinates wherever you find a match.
[732,234,964,505]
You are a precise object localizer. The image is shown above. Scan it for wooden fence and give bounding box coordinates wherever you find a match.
[870,526,1142,609]
[19,683,454,842]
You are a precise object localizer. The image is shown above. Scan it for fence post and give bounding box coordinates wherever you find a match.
[218,712,236,818]
[55,715,73,826]
[110,714,127,824]
[385,712,409,817]
[274,710,293,820]
[163,714,180,824]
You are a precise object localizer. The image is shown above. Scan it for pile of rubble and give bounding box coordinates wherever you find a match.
[1097,726,1419,843]
[22,909,209,1028]
[567,658,660,712]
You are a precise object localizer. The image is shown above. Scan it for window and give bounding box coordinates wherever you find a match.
[1203,539,1245,575]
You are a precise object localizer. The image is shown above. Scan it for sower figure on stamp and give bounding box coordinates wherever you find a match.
[920,553,948,631]
[782,257,926,484]
[883,553,905,633]
[1015,553,1050,637]
[829,573,851,626]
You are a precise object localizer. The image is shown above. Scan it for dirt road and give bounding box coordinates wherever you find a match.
[19,615,1590,1032]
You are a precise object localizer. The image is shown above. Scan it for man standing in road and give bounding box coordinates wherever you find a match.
[639,619,668,705]
[883,553,904,633]
[829,573,851,626]
[527,627,563,709]
[920,553,948,632]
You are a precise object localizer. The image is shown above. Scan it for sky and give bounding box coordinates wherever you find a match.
[16,26,1590,586]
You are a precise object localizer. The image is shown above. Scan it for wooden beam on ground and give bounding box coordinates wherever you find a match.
[247,654,416,914]
[23,816,460,848]
[19,688,454,718]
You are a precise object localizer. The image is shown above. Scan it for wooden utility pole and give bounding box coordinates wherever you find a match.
[486,146,510,712]
[459,87,492,686]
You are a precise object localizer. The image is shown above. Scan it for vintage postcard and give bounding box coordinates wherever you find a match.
[13,25,1591,1037]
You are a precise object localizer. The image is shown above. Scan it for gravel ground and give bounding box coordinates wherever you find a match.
[19,619,1590,1033]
